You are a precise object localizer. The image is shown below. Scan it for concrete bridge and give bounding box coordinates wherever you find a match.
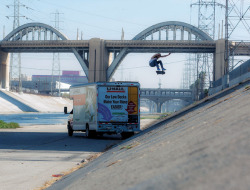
[140,88,193,113]
[0,21,249,89]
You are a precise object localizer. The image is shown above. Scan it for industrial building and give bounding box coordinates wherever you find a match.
[11,71,88,94]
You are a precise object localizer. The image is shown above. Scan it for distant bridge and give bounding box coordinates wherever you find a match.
[0,21,249,89]
[140,88,193,113]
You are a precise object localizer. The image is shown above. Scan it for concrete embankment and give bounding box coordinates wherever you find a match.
[0,118,157,190]
[48,80,250,190]
[0,90,38,112]
[0,90,72,113]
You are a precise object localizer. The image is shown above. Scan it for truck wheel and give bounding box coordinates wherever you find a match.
[86,126,96,138]
[86,126,90,138]
[67,124,73,136]
[121,132,134,139]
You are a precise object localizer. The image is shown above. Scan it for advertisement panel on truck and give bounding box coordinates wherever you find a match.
[98,86,128,122]
[97,86,139,123]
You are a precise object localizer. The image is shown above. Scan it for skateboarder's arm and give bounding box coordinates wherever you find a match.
[160,53,171,58]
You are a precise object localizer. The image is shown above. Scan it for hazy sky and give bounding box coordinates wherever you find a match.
[0,0,249,88]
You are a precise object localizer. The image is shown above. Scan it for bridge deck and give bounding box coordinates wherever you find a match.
[0,40,248,55]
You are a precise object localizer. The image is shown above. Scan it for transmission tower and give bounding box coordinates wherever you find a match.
[226,0,250,71]
[183,0,225,100]
[51,11,63,96]
[6,0,27,92]
[227,0,250,38]
[184,0,249,98]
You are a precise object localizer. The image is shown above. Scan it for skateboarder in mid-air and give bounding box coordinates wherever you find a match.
[149,53,171,71]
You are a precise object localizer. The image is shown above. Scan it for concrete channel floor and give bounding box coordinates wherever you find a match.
[47,83,250,190]
[0,125,117,190]
[0,118,155,190]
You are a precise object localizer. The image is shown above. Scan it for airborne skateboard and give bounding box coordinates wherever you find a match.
[156,70,165,75]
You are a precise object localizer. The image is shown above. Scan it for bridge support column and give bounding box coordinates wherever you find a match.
[214,39,226,81]
[0,51,10,90]
[156,101,163,113]
[149,101,154,113]
[88,38,109,82]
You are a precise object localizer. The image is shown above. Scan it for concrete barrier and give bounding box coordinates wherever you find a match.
[209,60,250,95]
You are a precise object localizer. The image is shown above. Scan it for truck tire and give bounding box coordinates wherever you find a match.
[86,126,96,138]
[85,126,90,138]
[121,132,134,139]
[67,123,73,136]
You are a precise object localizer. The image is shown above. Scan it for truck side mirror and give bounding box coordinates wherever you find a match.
[64,107,68,114]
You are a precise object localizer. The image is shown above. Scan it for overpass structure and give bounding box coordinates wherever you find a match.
[0,21,249,89]
[140,88,193,113]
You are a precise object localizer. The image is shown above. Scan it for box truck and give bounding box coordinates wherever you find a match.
[67,82,140,139]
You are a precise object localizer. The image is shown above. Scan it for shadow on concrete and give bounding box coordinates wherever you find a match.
[0,90,38,112]
[0,131,121,152]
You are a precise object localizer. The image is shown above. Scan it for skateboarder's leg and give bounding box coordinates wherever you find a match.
[157,60,166,70]
[153,60,160,70]
[156,65,160,70]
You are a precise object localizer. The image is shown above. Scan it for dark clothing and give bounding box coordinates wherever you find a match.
[149,58,163,70]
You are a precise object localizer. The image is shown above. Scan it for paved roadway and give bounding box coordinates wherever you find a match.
[48,81,250,190]
[0,118,155,190]
[0,125,121,190]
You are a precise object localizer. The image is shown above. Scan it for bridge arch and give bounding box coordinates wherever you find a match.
[107,21,213,81]
[132,21,213,41]
[3,22,68,41]
[3,23,89,78]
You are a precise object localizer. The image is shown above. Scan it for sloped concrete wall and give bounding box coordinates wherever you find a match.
[0,90,38,112]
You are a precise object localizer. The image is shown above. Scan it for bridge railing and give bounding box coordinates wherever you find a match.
[140,89,193,98]
[209,59,250,95]
[229,60,250,80]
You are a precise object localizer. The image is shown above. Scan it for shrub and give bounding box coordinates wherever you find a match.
[0,120,20,129]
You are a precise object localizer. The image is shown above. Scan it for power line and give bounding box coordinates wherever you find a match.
[7,58,189,72]
[18,0,146,39]
[40,0,147,27]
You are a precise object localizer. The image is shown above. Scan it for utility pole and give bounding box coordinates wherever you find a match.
[120,28,124,81]
[51,11,63,96]
[225,0,229,86]
[158,78,162,89]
